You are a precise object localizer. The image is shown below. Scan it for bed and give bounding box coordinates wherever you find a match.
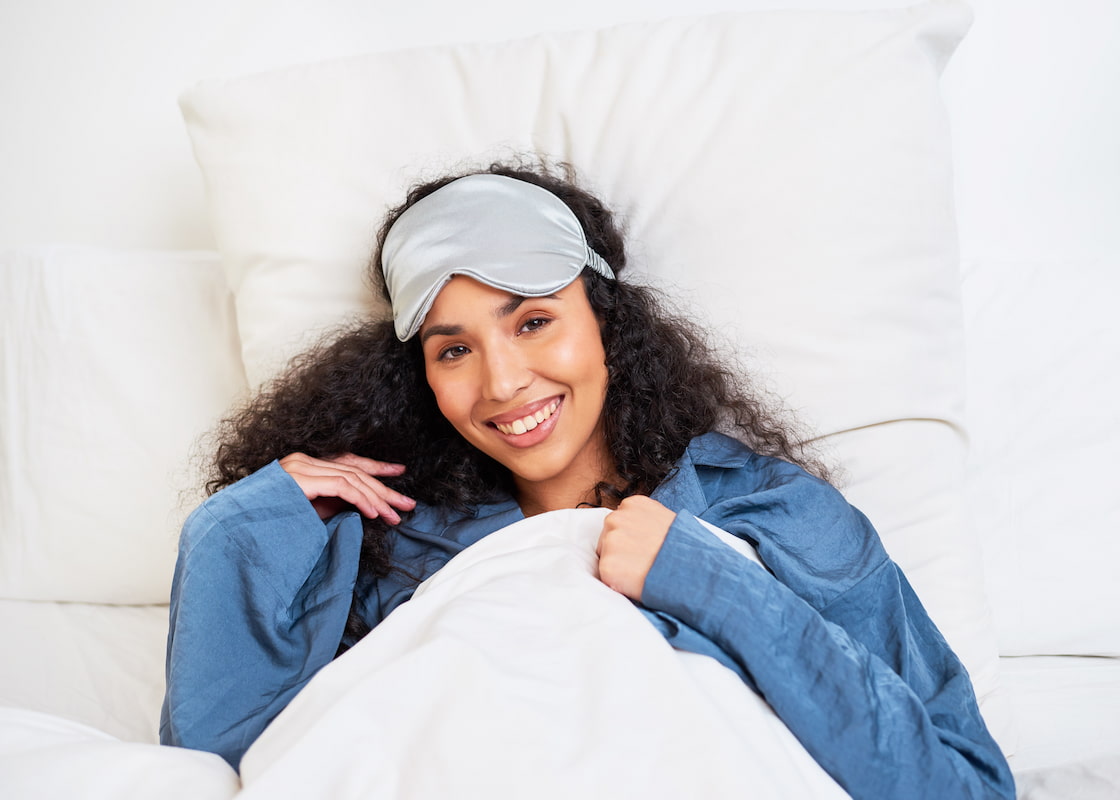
[1,1,1118,797]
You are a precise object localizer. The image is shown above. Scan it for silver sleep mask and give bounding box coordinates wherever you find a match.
[381,173,615,341]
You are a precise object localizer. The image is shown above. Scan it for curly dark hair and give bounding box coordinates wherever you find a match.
[203,158,829,646]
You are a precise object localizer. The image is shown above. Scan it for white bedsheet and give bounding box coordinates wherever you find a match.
[0,707,238,800]
[1002,655,1120,800]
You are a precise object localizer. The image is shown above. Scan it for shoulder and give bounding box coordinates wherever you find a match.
[655,432,823,518]
[685,430,753,466]
[684,433,888,606]
[686,430,859,530]
[686,431,830,503]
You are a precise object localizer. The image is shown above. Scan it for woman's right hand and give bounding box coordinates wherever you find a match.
[278,452,417,524]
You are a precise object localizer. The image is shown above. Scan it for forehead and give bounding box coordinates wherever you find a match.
[428,275,517,313]
[421,275,585,330]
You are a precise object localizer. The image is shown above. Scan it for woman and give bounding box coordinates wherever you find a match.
[161,161,1014,798]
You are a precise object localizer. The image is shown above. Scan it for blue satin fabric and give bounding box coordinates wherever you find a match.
[160,432,1013,798]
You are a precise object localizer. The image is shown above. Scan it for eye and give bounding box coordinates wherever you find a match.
[437,344,470,362]
[519,317,552,334]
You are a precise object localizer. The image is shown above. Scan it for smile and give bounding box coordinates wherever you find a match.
[493,399,561,436]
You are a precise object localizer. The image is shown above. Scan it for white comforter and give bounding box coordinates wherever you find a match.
[1,508,845,799]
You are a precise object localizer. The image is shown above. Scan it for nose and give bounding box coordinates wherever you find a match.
[480,343,531,402]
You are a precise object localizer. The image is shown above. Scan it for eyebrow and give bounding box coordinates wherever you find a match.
[495,293,560,319]
[420,323,463,345]
[420,293,562,345]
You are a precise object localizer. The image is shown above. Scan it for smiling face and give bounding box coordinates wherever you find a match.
[419,275,612,514]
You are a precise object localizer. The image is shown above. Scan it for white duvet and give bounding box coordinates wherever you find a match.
[1,508,846,799]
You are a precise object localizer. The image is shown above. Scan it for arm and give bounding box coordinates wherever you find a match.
[641,512,1014,800]
[159,460,374,770]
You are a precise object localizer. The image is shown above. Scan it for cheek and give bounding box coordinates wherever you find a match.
[425,369,457,418]
[426,370,476,432]
[546,333,609,400]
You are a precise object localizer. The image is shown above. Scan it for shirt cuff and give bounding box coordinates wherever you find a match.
[182,459,363,608]
[641,511,767,636]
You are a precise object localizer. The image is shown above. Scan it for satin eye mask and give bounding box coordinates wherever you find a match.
[381,173,615,341]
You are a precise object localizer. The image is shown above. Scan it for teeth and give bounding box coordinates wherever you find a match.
[496,400,559,436]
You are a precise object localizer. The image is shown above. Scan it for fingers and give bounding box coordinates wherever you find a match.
[596,495,676,600]
[283,454,414,523]
[279,452,417,524]
[329,452,409,477]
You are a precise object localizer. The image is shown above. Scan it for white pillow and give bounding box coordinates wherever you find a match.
[0,247,248,604]
[963,257,1120,657]
[180,0,1010,743]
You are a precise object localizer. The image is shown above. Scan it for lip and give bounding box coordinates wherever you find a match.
[486,396,563,449]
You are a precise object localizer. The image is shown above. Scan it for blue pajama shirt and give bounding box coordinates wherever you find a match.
[160,431,1014,798]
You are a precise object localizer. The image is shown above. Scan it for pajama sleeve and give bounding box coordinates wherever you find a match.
[641,509,1014,800]
[159,461,365,771]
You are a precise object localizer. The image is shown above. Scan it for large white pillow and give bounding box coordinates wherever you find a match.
[180,1,1011,744]
[0,247,248,604]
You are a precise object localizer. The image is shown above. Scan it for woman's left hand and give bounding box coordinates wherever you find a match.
[596,495,677,601]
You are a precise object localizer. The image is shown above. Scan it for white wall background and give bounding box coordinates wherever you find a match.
[1,0,1117,265]
[941,0,1119,264]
